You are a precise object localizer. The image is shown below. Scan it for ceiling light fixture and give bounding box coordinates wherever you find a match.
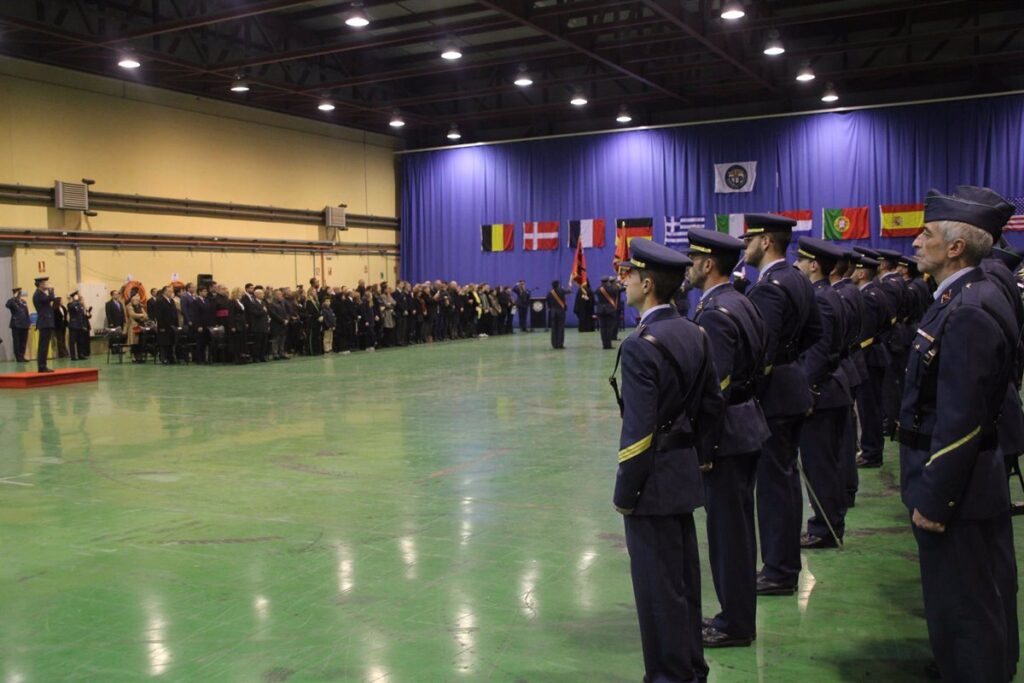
[821,83,839,103]
[118,55,141,69]
[345,4,369,28]
[318,101,336,112]
[796,64,816,82]
[616,107,632,124]
[441,43,462,60]
[570,92,588,106]
[720,1,745,21]
[514,64,533,87]
[230,76,250,93]
[447,125,462,140]
[763,32,785,56]
[389,114,406,128]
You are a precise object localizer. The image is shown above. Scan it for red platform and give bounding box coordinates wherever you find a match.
[0,368,99,389]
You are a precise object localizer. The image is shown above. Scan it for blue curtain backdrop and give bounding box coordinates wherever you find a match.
[399,94,1024,325]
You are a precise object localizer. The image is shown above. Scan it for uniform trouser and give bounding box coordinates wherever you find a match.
[11,327,28,360]
[756,416,804,585]
[801,406,848,541]
[839,397,860,507]
[855,365,886,462]
[72,329,90,358]
[882,350,907,436]
[599,313,616,349]
[396,316,408,346]
[704,451,759,638]
[549,310,565,348]
[624,514,708,683]
[517,306,529,331]
[36,328,52,371]
[913,513,1018,682]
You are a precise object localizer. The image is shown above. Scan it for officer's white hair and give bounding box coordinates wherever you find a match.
[934,220,993,266]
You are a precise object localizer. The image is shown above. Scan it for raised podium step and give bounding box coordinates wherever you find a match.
[0,368,99,389]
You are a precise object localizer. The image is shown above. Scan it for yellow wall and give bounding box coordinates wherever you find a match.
[0,57,400,294]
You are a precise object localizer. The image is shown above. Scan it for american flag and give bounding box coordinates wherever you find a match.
[664,216,705,249]
[1007,197,1024,232]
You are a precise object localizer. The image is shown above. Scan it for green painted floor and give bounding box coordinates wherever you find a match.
[1,331,1021,682]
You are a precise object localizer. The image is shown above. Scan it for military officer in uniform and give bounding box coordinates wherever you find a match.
[611,238,723,683]
[5,287,30,362]
[596,276,619,349]
[900,186,1019,682]
[685,229,769,648]
[851,248,894,468]
[741,214,822,595]
[831,249,868,508]
[546,280,569,349]
[794,237,853,549]
[32,276,56,373]
[875,248,911,439]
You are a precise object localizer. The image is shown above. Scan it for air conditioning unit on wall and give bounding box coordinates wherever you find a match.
[55,181,89,211]
[324,205,347,230]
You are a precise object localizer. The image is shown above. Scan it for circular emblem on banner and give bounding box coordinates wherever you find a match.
[836,216,850,233]
[725,165,748,190]
[532,301,544,312]
[893,215,904,227]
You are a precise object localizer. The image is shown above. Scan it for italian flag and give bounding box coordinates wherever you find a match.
[880,203,925,238]
[823,207,870,240]
[778,210,812,232]
[715,213,746,238]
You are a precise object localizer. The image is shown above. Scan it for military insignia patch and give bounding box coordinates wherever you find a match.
[940,289,952,304]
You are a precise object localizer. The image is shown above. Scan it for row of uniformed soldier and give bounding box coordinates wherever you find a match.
[611,187,1022,682]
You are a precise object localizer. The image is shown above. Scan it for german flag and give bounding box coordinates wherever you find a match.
[481,223,514,252]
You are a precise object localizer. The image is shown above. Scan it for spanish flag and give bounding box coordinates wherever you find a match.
[879,203,924,238]
[481,223,514,252]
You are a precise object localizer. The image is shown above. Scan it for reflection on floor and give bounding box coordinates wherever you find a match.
[1,332,1020,682]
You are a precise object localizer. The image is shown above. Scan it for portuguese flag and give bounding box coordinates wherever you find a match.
[879,203,925,238]
[481,223,514,252]
[823,207,870,240]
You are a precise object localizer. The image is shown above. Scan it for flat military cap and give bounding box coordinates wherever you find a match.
[12,287,21,294]
[851,251,879,270]
[875,248,903,264]
[743,213,797,236]
[924,185,1014,239]
[991,246,1024,272]
[853,246,881,259]
[619,238,692,272]
[797,236,843,266]
[687,228,744,257]
[70,290,79,297]
[34,276,49,285]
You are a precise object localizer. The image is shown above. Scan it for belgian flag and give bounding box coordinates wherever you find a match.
[481,223,514,252]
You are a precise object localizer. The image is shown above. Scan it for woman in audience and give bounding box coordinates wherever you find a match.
[125,293,150,363]
[227,286,248,364]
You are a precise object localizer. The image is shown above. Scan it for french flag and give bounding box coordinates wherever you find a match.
[568,218,606,248]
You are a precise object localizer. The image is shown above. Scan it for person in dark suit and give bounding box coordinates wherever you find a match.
[546,280,569,349]
[851,248,895,468]
[686,229,769,649]
[611,238,723,683]
[741,213,822,595]
[226,287,248,363]
[67,290,92,360]
[249,287,270,362]
[596,276,618,349]
[794,238,854,550]
[105,290,126,330]
[900,187,1019,682]
[573,279,595,333]
[268,288,290,360]
[32,277,56,372]
[153,285,179,365]
[192,285,211,364]
[6,287,30,362]
[514,280,530,332]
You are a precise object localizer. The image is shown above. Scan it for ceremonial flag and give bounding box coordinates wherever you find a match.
[879,203,925,238]
[822,207,870,240]
[714,213,746,238]
[778,209,812,232]
[568,218,606,248]
[1005,197,1024,232]
[614,217,653,265]
[714,161,757,193]
[664,216,704,249]
[481,223,513,252]
[570,238,588,285]
[523,221,560,251]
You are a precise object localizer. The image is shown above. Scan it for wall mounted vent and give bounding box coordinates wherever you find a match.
[55,181,89,211]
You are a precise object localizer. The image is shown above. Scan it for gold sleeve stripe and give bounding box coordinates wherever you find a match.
[720,376,731,391]
[618,434,653,463]
[860,337,875,349]
[925,426,981,467]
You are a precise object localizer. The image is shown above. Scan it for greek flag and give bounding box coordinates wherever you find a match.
[664,216,705,249]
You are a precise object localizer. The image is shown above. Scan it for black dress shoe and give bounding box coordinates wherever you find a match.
[756,576,796,596]
[856,456,882,468]
[38,368,55,373]
[800,533,839,549]
[701,617,714,629]
[702,626,753,648]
